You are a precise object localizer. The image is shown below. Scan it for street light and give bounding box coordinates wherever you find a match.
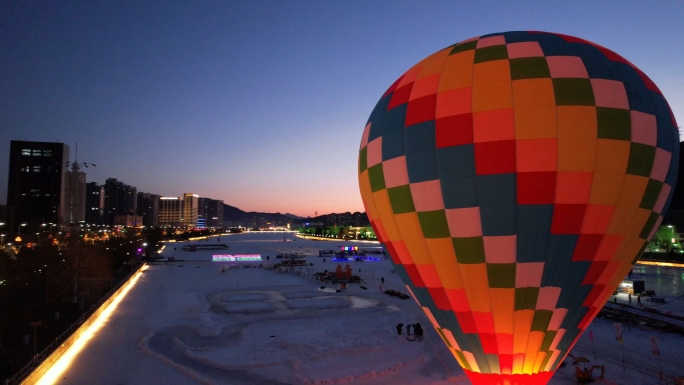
[16,223,27,242]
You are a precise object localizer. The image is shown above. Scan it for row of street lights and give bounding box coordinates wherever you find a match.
[0,221,28,243]
[1,221,110,246]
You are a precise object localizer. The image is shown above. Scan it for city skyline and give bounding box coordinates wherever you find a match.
[1,1,683,216]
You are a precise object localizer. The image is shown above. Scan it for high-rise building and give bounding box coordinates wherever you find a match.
[197,197,208,229]
[6,141,69,233]
[198,198,210,229]
[64,163,86,223]
[199,198,224,228]
[113,214,137,227]
[159,197,182,227]
[85,182,104,225]
[0,204,7,224]
[182,193,199,228]
[103,178,137,226]
[212,200,224,228]
[137,192,159,227]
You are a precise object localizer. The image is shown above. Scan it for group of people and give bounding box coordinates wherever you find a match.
[628,292,643,307]
[612,292,644,308]
[396,322,424,341]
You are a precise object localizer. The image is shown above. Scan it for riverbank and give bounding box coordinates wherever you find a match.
[295,233,380,243]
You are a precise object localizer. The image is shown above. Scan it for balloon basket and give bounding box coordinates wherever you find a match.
[464,370,554,385]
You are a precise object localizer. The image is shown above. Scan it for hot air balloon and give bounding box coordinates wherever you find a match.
[358,31,678,385]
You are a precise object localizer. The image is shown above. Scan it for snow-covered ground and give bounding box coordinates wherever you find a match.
[38,232,684,385]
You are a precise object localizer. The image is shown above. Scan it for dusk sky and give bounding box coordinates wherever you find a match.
[1,1,682,217]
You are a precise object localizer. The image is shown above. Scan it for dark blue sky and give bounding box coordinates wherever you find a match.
[1,1,682,216]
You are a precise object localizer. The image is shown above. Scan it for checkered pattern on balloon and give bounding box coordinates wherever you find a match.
[358,31,678,385]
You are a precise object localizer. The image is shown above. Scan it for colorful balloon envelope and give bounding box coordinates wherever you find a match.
[358,31,678,385]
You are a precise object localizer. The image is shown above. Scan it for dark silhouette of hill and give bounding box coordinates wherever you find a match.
[222,204,369,228]
[221,204,289,227]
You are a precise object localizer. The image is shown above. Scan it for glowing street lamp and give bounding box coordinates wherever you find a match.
[16,223,27,242]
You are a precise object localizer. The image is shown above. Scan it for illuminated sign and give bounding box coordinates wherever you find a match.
[212,254,262,262]
[332,256,381,262]
[340,246,358,251]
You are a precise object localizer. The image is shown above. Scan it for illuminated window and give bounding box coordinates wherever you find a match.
[21,166,30,172]
[22,149,31,155]
[32,149,42,156]
[32,166,40,172]
[43,150,52,157]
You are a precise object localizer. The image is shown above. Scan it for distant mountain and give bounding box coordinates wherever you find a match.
[221,204,369,228]
[222,204,247,219]
[222,204,292,227]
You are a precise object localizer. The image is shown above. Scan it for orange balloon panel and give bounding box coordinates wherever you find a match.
[358,31,679,385]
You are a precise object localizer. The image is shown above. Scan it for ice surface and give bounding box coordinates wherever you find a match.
[43,232,684,385]
[224,301,275,313]
[282,297,349,310]
[221,293,270,302]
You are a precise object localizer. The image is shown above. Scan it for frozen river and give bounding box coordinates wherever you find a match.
[632,264,684,298]
[33,232,684,385]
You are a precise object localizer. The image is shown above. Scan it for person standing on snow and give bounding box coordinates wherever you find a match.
[396,323,404,335]
[415,323,423,341]
[406,323,412,336]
